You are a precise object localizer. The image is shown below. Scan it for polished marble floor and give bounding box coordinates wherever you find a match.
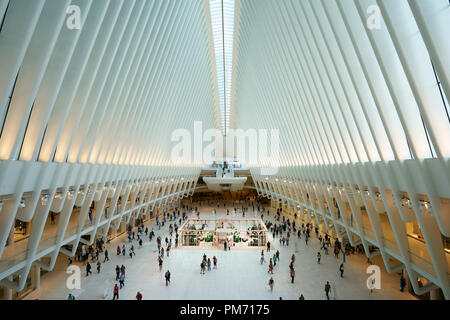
[23,205,415,300]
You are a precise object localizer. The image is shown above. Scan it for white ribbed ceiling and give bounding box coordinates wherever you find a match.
[232,0,450,168]
[0,0,219,167]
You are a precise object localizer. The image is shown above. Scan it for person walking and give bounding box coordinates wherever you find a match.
[325,281,331,300]
[213,256,217,269]
[268,277,274,292]
[290,268,295,283]
[122,244,126,256]
[158,256,163,272]
[103,249,109,262]
[86,262,92,276]
[136,292,143,300]
[113,284,119,300]
[96,260,101,273]
[165,270,171,286]
[317,252,321,264]
[339,263,344,277]
[266,241,271,252]
[299,294,305,300]
[268,259,273,274]
[260,250,265,264]
[119,274,125,289]
[207,258,211,271]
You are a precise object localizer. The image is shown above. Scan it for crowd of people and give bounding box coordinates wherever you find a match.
[68,205,191,300]
[66,195,396,300]
[200,253,218,274]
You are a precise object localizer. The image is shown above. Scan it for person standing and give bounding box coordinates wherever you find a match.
[290,268,295,283]
[299,294,305,300]
[325,281,331,300]
[266,241,271,252]
[113,284,119,300]
[67,293,75,300]
[339,263,344,277]
[165,270,171,286]
[260,251,265,264]
[115,265,121,280]
[400,276,406,292]
[96,260,101,273]
[136,292,143,300]
[200,261,206,274]
[213,256,217,269]
[207,258,211,271]
[317,252,321,264]
[268,277,274,292]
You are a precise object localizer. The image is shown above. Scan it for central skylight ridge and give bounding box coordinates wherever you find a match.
[210,0,235,136]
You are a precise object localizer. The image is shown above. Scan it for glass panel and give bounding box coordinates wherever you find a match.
[210,0,235,136]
